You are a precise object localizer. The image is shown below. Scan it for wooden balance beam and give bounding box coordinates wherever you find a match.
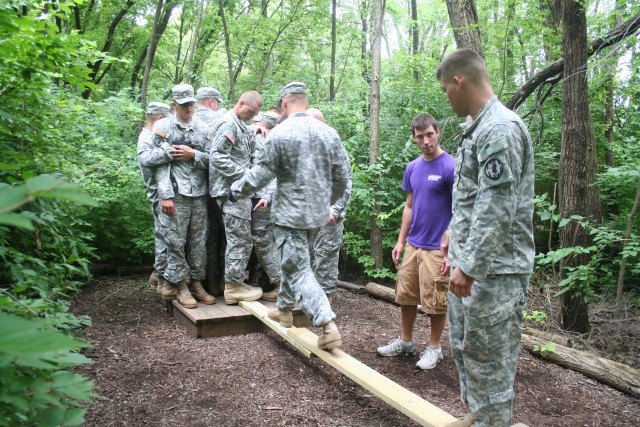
[240,300,457,427]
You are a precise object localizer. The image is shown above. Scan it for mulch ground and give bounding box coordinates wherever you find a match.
[71,275,639,426]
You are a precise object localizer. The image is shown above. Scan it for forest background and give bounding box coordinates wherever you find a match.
[0,0,638,425]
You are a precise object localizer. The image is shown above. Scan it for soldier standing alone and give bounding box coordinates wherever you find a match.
[438,49,535,427]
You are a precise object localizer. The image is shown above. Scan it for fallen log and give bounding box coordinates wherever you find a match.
[365,282,396,304]
[522,327,575,348]
[337,280,364,291]
[521,333,640,398]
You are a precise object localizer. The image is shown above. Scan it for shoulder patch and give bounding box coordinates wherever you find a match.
[154,128,168,138]
[485,158,504,180]
[225,131,236,144]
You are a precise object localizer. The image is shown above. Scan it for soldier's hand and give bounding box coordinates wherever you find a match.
[449,267,473,298]
[171,144,196,160]
[328,214,337,225]
[253,198,269,211]
[161,198,175,216]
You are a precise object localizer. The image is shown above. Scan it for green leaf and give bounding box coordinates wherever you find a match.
[0,213,34,230]
[558,218,571,228]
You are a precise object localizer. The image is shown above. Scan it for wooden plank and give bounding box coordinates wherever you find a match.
[287,328,457,427]
[239,301,315,359]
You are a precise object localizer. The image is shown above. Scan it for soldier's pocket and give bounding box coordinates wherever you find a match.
[158,211,178,232]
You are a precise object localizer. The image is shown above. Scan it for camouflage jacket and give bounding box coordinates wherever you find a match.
[250,132,276,201]
[194,107,227,129]
[230,112,350,229]
[151,115,210,200]
[136,127,172,203]
[449,96,535,279]
[208,110,253,197]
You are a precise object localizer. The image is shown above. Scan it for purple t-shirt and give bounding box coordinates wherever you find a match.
[402,152,455,250]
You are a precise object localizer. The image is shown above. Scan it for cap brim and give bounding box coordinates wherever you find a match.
[175,97,196,104]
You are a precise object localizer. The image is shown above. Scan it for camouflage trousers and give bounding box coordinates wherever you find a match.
[448,274,529,427]
[217,196,253,284]
[308,219,344,295]
[251,204,281,284]
[156,193,208,284]
[273,225,335,327]
[151,200,167,278]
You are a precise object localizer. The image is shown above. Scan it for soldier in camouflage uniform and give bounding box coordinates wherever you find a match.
[152,84,217,309]
[137,102,171,292]
[249,112,282,301]
[437,49,535,427]
[305,108,352,299]
[229,82,350,350]
[209,91,264,304]
[194,86,227,296]
[194,87,227,128]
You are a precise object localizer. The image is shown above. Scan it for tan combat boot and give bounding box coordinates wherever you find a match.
[224,282,263,305]
[189,279,216,305]
[446,413,474,427]
[149,271,159,289]
[160,278,177,300]
[176,279,198,309]
[318,320,342,350]
[267,307,293,328]
[261,280,281,302]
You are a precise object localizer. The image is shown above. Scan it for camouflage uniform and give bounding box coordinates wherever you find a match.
[209,110,254,285]
[137,121,170,279]
[448,96,535,427]
[308,172,352,295]
[194,107,227,128]
[152,114,210,284]
[230,111,350,326]
[250,131,280,285]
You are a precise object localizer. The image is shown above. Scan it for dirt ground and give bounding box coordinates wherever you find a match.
[71,275,639,427]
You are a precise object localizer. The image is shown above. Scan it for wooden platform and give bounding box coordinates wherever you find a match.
[165,297,310,338]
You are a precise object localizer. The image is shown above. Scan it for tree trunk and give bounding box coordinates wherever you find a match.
[444,0,483,56]
[130,2,174,98]
[140,0,165,116]
[185,0,205,85]
[368,0,384,270]
[329,0,337,100]
[219,0,235,102]
[174,14,186,84]
[82,0,135,99]
[558,0,603,333]
[359,0,370,86]
[409,0,419,81]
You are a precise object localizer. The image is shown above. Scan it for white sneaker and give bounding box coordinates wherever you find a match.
[377,337,417,357]
[416,346,443,370]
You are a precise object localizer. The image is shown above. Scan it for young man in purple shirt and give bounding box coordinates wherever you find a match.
[377,114,455,370]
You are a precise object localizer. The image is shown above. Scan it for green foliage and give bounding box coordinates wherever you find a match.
[524,310,547,324]
[532,342,557,354]
[0,312,97,427]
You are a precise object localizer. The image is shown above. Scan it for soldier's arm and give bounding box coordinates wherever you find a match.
[210,124,247,182]
[330,166,352,221]
[137,132,173,167]
[230,139,277,200]
[456,124,519,280]
[329,139,350,206]
[155,163,175,200]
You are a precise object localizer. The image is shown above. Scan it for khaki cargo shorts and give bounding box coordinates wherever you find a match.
[395,243,449,314]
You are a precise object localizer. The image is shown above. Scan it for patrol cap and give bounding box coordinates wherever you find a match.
[253,111,279,129]
[196,87,223,101]
[172,84,196,104]
[146,102,171,116]
[278,81,307,107]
